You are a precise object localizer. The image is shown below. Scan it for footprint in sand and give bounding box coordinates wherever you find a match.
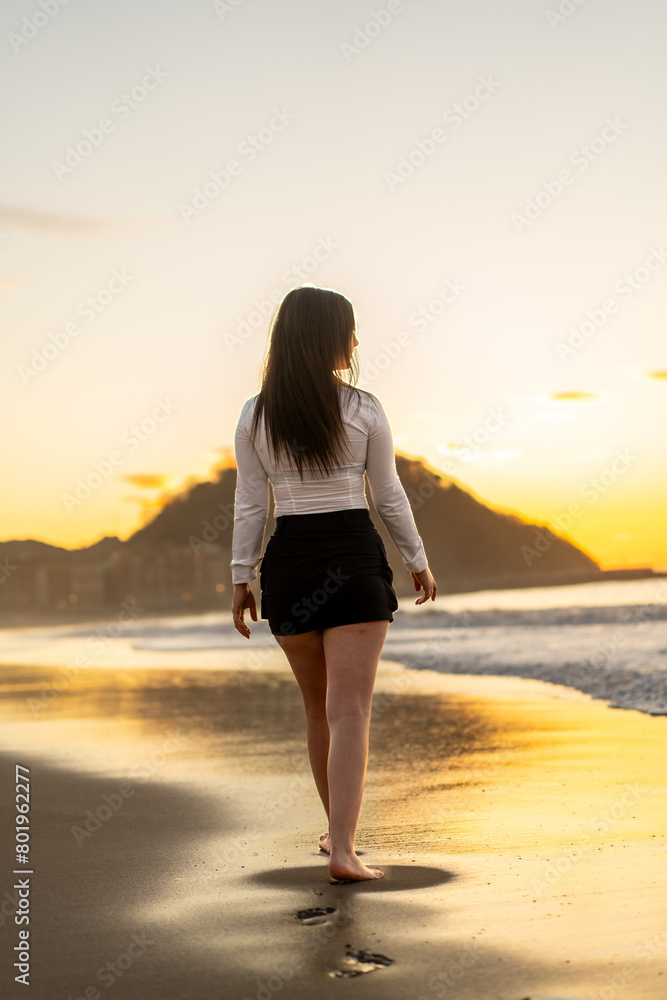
[294,907,338,925]
[328,946,394,978]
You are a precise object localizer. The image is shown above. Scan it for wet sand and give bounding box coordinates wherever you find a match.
[0,653,665,999]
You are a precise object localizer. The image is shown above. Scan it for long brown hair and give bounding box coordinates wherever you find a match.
[249,285,363,478]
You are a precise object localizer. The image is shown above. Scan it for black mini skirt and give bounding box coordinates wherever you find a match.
[259,507,399,636]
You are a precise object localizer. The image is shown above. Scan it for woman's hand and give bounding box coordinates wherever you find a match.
[232,582,258,638]
[411,566,437,605]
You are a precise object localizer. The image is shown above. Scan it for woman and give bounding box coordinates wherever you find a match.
[230,285,437,882]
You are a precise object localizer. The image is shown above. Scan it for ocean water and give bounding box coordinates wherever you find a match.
[1,577,666,715]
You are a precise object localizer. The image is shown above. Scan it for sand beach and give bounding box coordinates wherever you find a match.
[0,648,666,999]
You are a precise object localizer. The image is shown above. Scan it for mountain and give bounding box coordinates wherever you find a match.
[122,454,603,595]
[387,455,600,590]
[1,454,632,620]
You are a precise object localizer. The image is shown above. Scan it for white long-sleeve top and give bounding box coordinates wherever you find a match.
[230,385,429,585]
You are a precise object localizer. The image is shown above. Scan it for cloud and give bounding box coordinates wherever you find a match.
[0,277,27,292]
[549,391,598,402]
[121,474,170,489]
[0,204,174,237]
[437,444,521,464]
[210,446,237,478]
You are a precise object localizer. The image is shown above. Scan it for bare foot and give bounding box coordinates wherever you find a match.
[319,832,331,855]
[329,851,384,882]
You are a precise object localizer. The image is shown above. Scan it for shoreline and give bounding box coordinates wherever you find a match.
[2,594,667,717]
[2,567,665,631]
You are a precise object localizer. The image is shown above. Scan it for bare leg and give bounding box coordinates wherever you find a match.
[273,629,331,843]
[322,619,389,881]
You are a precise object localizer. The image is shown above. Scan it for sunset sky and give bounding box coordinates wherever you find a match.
[2,0,666,571]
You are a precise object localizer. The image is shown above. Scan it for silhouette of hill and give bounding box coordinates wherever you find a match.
[3,453,658,623]
[123,453,602,594]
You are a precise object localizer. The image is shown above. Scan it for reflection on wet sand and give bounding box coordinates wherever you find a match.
[0,658,665,999]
